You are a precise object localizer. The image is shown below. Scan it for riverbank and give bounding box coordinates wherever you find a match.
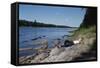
[41,26,96,62]
[18,7,97,64]
[19,25,96,64]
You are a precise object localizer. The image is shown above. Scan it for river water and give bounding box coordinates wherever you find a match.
[19,27,75,57]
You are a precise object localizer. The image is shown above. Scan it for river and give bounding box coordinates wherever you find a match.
[19,27,75,57]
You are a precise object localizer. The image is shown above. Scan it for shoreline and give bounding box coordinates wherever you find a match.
[19,26,96,64]
[19,37,96,64]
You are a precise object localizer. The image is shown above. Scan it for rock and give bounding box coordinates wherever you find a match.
[52,39,62,48]
[19,53,37,64]
[31,52,49,63]
[50,47,65,56]
[39,39,48,49]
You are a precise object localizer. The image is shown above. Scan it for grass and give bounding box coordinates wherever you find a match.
[19,25,97,64]
[70,25,96,39]
[70,25,97,61]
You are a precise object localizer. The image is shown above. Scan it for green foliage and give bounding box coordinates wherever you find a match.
[19,20,33,26]
[91,39,97,51]
[79,8,97,28]
[72,7,97,38]
[18,19,72,28]
[72,26,96,38]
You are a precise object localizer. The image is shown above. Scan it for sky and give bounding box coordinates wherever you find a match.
[19,4,86,27]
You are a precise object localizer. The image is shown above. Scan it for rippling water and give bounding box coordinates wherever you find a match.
[19,27,75,57]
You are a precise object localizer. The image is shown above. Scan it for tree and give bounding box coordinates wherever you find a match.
[79,7,97,28]
[34,19,37,23]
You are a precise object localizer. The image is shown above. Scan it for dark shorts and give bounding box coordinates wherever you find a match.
[61,40,74,47]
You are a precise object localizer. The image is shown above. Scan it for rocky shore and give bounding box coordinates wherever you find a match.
[19,8,97,64]
[19,29,96,64]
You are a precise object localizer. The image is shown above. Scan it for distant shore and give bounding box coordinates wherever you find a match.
[19,20,77,28]
[19,8,97,64]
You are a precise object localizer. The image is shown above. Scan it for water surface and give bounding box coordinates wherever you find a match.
[19,27,75,57]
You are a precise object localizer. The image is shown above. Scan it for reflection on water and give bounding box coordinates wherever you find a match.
[19,27,75,57]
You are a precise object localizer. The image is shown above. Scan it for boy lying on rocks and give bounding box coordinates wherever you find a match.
[53,37,83,48]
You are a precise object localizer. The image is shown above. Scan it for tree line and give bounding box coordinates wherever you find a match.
[19,19,72,28]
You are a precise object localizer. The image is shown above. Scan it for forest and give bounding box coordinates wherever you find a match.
[19,19,73,28]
